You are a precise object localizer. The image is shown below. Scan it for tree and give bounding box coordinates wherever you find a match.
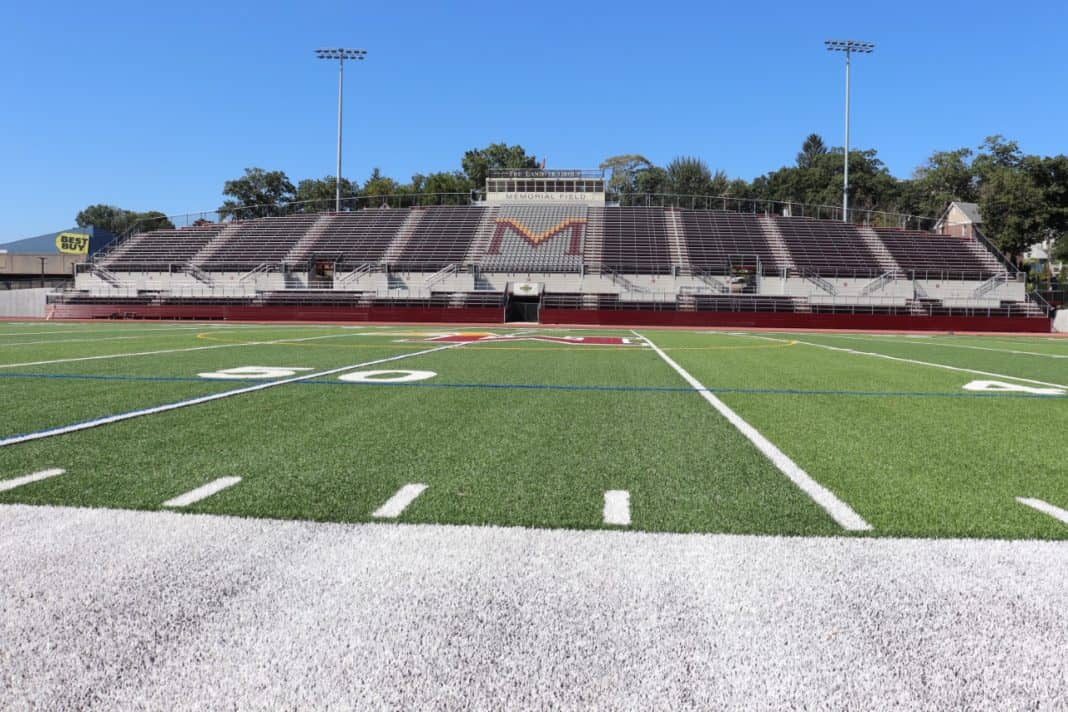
[75,204,174,235]
[907,148,977,218]
[461,143,539,190]
[416,171,474,205]
[600,154,654,199]
[294,176,359,213]
[972,137,1046,257]
[633,166,669,199]
[361,168,402,205]
[796,134,828,169]
[665,156,727,199]
[218,167,296,220]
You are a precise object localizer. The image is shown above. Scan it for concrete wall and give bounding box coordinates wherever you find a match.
[0,253,80,276]
[0,288,53,317]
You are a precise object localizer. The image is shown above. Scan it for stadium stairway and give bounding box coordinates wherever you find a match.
[380,209,426,266]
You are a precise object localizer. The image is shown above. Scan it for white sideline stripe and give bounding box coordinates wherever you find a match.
[0,331,367,370]
[603,490,631,526]
[163,477,242,507]
[1016,497,1068,525]
[633,330,872,532]
[809,333,1068,360]
[744,333,1068,390]
[373,484,428,518]
[0,468,66,492]
[0,342,465,448]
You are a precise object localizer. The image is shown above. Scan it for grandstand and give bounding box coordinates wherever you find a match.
[56,169,1050,331]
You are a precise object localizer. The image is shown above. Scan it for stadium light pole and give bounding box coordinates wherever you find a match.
[316,48,368,212]
[824,39,874,223]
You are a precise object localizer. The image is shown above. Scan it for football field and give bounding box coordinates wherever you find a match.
[1,320,1066,539]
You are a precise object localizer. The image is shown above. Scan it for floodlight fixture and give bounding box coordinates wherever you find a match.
[316,48,369,211]
[825,39,875,222]
[316,48,368,61]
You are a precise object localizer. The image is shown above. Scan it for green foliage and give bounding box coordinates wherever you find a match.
[75,204,175,235]
[294,176,359,213]
[415,171,474,205]
[219,168,296,220]
[908,148,977,218]
[665,156,729,198]
[461,143,539,189]
[361,167,402,205]
[600,154,653,197]
[796,133,828,169]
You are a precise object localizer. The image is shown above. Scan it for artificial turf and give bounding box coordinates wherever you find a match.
[0,321,1065,538]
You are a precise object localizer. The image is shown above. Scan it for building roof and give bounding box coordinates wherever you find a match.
[0,226,116,255]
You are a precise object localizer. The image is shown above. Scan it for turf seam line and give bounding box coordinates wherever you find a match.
[0,331,366,370]
[2,370,1066,400]
[743,334,1068,390]
[373,484,428,518]
[633,330,873,532]
[1015,497,1068,525]
[163,477,243,507]
[0,468,66,492]
[0,342,466,448]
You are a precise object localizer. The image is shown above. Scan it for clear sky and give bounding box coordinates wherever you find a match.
[3,0,1065,240]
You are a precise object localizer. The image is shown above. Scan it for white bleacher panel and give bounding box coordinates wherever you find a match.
[480,205,587,273]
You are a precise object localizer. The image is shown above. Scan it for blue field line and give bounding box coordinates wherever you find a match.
[1,370,1066,401]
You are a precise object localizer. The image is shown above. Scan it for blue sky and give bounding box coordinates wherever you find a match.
[3,0,1065,240]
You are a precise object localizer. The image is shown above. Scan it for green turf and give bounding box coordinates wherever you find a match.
[0,321,1065,538]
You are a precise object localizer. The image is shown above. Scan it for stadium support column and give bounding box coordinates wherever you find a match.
[824,40,874,223]
[316,48,368,212]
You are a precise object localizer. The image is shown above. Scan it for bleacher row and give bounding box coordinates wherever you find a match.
[97,206,1006,279]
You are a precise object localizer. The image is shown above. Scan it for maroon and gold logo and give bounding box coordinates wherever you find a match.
[487,218,586,255]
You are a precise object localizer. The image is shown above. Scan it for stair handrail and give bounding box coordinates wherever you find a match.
[238,262,273,283]
[971,271,1010,298]
[424,263,458,288]
[336,262,374,285]
[859,270,906,296]
[794,268,838,296]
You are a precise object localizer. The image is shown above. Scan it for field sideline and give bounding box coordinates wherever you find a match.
[2,320,1067,707]
[0,320,1065,539]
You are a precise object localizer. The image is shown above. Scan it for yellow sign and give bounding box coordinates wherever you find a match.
[56,232,90,254]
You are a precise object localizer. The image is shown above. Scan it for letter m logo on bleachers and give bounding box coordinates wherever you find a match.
[488,218,586,255]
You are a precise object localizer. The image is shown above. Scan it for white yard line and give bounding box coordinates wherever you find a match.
[373,484,429,518]
[633,330,872,532]
[741,333,1068,390]
[1016,497,1068,525]
[0,342,465,448]
[813,333,1068,360]
[0,334,194,348]
[603,490,631,526]
[0,468,66,492]
[163,477,242,507]
[0,331,364,370]
[0,324,252,338]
